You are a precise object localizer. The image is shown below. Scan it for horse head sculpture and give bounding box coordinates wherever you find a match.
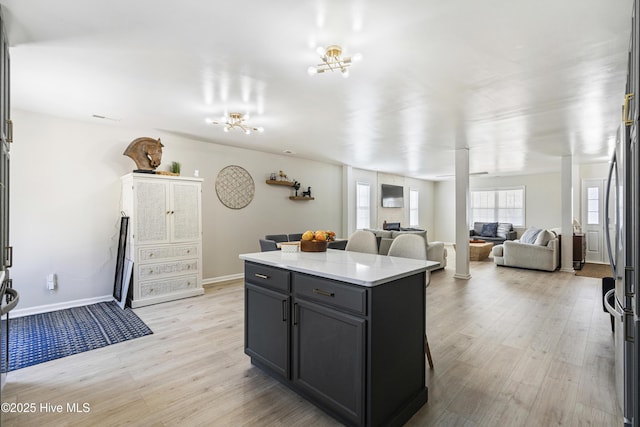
[123,137,164,170]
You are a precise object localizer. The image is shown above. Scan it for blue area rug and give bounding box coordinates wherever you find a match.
[9,301,153,371]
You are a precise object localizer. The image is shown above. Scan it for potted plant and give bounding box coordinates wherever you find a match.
[170,161,181,175]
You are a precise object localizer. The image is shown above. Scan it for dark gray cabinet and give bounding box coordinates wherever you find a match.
[245,283,290,379]
[293,299,366,426]
[244,260,428,427]
[244,263,290,380]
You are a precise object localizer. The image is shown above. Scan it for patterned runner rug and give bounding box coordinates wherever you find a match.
[9,301,152,371]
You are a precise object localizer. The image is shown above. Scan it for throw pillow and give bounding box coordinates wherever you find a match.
[534,229,553,246]
[496,223,511,239]
[520,227,541,244]
[480,222,498,237]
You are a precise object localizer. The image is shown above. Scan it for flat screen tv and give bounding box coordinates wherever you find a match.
[381,184,404,208]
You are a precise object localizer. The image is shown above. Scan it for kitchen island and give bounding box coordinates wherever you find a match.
[239,249,439,427]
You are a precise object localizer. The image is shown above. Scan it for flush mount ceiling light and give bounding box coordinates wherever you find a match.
[307,45,362,78]
[211,112,264,135]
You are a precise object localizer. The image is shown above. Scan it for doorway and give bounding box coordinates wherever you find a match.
[582,179,608,264]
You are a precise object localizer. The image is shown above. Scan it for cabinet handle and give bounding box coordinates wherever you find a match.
[313,288,334,297]
[282,300,288,322]
[166,211,171,215]
[5,246,12,268]
[7,119,13,143]
[293,303,298,325]
[254,273,269,279]
[623,93,634,126]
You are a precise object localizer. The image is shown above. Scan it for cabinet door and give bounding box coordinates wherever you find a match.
[170,182,201,242]
[134,180,170,244]
[245,283,290,379]
[292,299,365,426]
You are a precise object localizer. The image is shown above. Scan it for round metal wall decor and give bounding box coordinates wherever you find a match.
[215,165,255,209]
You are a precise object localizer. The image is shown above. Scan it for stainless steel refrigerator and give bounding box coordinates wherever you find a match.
[605,121,638,426]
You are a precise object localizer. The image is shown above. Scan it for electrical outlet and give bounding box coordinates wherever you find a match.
[47,273,56,290]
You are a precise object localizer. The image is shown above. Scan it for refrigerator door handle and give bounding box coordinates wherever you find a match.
[604,151,617,277]
[604,289,623,322]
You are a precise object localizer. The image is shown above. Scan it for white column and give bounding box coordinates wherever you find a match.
[454,148,471,280]
[560,155,575,273]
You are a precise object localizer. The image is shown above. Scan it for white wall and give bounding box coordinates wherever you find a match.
[406,177,435,236]
[11,110,342,311]
[349,169,436,236]
[433,172,562,243]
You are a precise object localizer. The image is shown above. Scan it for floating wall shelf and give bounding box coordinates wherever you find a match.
[266,179,294,187]
[266,179,314,201]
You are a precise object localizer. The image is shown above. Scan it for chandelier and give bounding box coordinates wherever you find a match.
[307,45,361,78]
[211,113,264,134]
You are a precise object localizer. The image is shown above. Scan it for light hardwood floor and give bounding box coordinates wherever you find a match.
[2,256,620,426]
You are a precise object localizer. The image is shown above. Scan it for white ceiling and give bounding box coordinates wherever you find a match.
[1,0,633,180]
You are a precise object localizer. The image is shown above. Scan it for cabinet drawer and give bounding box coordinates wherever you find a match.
[138,259,198,280]
[245,262,290,293]
[138,245,198,262]
[140,275,199,298]
[293,273,367,315]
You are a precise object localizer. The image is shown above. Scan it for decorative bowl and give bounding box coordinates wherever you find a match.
[300,240,328,252]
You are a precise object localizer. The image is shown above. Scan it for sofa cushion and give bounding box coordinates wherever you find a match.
[534,229,554,246]
[496,223,512,239]
[376,230,393,238]
[520,227,541,244]
[473,222,485,235]
[480,222,498,237]
[391,229,427,240]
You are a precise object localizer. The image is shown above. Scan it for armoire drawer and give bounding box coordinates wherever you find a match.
[139,275,199,298]
[138,259,198,280]
[138,245,199,262]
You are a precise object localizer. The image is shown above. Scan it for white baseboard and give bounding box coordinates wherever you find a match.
[12,274,245,317]
[202,273,244,287]
[11,295,114,318]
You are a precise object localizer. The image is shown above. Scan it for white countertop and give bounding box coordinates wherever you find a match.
[239,249,440,287]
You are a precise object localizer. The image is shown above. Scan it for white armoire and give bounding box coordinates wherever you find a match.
[121,173,204,308]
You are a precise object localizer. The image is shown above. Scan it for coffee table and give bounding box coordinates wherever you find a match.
[469,242,493,261]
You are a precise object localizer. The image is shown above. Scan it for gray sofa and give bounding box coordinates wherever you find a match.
[364,228,447,269]
[469,222,517,244]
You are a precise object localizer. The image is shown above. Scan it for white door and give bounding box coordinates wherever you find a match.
[582,179,605,264]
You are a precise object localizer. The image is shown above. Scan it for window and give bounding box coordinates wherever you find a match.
[409,189,419,227]
[470,187,525,227]
[356,182,370,230]
[587,186,599,225]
